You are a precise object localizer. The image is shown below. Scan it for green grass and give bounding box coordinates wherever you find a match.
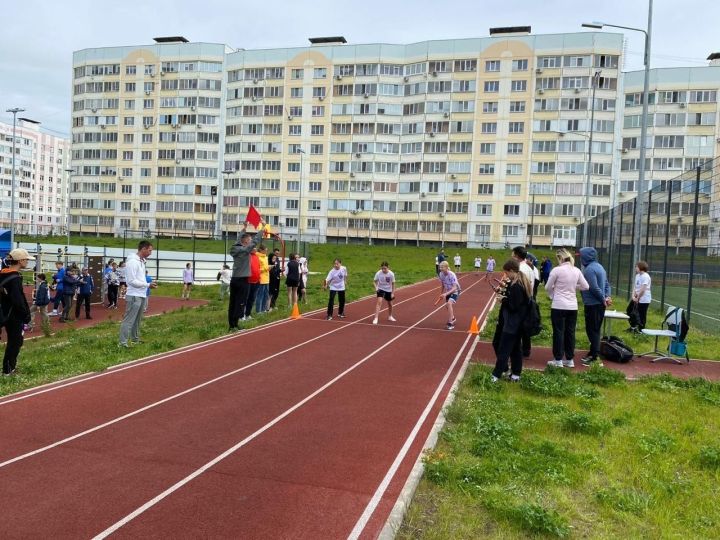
[396,364,720,539]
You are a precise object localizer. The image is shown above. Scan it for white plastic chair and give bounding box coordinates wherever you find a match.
[640,306,690,364]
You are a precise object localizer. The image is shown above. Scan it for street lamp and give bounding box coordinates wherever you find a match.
[583,0,653,267]
[64,168,74,248]
[297,149,305,253]
[221,168,234,241]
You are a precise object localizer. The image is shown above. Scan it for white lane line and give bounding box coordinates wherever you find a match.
[91,292,461,539]
[349,287,494,540]
[0,288,436,469]
[0,279,437,406]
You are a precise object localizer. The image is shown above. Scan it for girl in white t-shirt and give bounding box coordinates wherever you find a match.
[372,261,396,325]
[474,256,482,274]
[323,259,348,320]
[632,260,652,329]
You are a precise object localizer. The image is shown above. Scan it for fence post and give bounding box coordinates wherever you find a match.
[660,177,673,313]
[645,188,653,267]
[155,235,160,281]
[627,199,637,300]
[616,203,624,295]
[686,166,702,323]
[192,233,197,284]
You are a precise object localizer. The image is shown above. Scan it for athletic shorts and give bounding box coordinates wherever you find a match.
[445,293,458,303]
[376,290,393,301]
[286,278,300,288]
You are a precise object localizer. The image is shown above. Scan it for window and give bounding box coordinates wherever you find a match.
[481,122,497,134]
[508,122,524,134]
[309,163,323,174]
[483,102,498,113]
[512,59,528,71]
[478,164,495,174]
[511,80,527,92]
[506,163,522,175]
[311,125,324,135]
[313,87,326,98]
[313,68,327,79]
[477,183,493,195]
[290,87,303,98]
[289,125,301,136]
[504,204,520,216]
[484,81,499,93]
[291,68,304,79]
[476,204,492,216]
[507,143,523,154]
[479,143,496,154]
[509,101,526,113]
[485,60,500,72]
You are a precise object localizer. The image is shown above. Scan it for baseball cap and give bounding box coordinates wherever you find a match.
[8,248,36,262]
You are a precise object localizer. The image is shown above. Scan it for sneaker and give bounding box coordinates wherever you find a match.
[563,360,575,368]
[491,375,499,383]
[245,315,253,320]
[49,310,58,316]
[338,314,345,319]
[510,374,521,382]
[239,316,246,321]
[372,318,378,325]
[326,315,333,320]
[547,360,564,368]
[119,343,130,348]
[581,356,604,367]
[388,316,397,322]
[446,323,455,330]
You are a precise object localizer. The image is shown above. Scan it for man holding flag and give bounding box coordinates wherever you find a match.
[228,205,265,330]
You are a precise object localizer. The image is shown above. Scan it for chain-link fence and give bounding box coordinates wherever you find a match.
[582,157,720,333]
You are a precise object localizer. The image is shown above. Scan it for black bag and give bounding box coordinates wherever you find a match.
[523,296,542,337]
[600,335,634,363]
[626,301,640,328]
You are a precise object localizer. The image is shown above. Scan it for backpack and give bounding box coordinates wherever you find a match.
[0,274,21,327]
[523,296,542,337]
[626,301,641,328]
[600,336,634,363]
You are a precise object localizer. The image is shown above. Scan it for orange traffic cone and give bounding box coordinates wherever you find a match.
[291,303,301,320]
[468,316,479,335]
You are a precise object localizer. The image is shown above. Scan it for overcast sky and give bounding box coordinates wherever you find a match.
[1,0,715,135]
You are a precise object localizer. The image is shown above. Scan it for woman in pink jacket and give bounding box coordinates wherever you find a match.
[545,249,589,368]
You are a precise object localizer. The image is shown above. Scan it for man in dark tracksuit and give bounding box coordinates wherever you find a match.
[579,247,612,366]
[228,222,265,330]
[1,249,33,376]
[75,267,95,320]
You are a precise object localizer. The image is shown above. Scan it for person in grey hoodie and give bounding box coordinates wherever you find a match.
[228,221,265,330]
[579,247,612,366]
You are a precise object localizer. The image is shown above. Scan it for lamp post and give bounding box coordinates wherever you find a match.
[6,109,40,247]
[297,149,305,254]
[583,0,653,267]
[221,168,234,241]
[528,188,536,248]
[64,168,74,248]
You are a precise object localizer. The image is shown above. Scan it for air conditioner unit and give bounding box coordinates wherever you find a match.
[355,152,361,158]
[251,96,257,102]
[622,148,628,154]
[420,192,426,197]
[196,124,202,129]
[160,71,165,76]
[349,172,355,177]
[144,124,150,129]
[150,73,155,78]
[118,176,124,181]
[451,174,457,179]
[444,112,449,118]
[429,132,435,137]
[679,102,686,108]
[364,93,369,98]
[574,88,581,94]
[535,68,543,74]
[190,105,196,111]
[145,91,151,95]
[538,88,545,94]
[287,115,293,121]
[253,78,259,84]
[716,138,720,143]
[91,108,98,113]
[172,123,179,128]
[403,76,409,82]
[175,158,181,164]
[335,75,343,80]
[432,71,438,77]
[100,125,106,129]
[573,216,580,222]
[439,212,445,217]
[319,96,325,101]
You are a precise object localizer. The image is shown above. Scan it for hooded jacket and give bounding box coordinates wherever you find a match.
[230,229,264,279]
[579,247,611,306]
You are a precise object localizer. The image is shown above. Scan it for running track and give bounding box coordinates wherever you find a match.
[0,274,495,539]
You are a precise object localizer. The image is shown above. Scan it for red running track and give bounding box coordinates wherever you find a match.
[0,274,495,539]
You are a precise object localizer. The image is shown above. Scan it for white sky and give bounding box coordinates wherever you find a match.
[1,0,715,135]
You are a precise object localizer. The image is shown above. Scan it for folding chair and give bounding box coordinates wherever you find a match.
[640,306,690,364]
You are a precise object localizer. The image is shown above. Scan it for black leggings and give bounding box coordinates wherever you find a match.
[327,290,345,317]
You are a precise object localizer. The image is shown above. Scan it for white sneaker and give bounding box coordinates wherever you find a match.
[372,318,378,325]
[563,360,575,368]
[510,374,521,382]
[388,316,397,322]
[491,375,499,383]
[546,360,564,368]
[49,310,58,316]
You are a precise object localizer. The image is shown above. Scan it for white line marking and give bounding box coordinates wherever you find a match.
[91,289,465,539]
[0,288,436,468]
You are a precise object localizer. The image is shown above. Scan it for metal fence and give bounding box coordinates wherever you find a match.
[581,156,720,333]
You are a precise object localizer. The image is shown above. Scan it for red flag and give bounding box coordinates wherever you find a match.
[246,205,262,227]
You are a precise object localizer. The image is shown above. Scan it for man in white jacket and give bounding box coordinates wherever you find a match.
[119,241,157,347]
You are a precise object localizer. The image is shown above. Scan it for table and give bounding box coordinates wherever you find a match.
[603,310,629,337]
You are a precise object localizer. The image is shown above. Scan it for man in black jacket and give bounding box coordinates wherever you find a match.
[1,249,33,376]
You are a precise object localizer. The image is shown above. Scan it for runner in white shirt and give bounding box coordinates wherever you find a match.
[372,261,396,325]
[323,259,348,320]
[437,261,461,330]
[453,253,462,272]
[474,256,482,275]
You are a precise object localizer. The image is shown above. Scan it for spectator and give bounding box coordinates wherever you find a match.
[546,249,590,368]
[244,248,261,320]
[632,260,652,331]
[540,256,553,285]
[267,248,282,310]
[525,253,541,299]
[512,246,535,358]
[105,262,120,309]
[255,245,270,314]
[436,249,446,275]
[74,267,95,320]
[491,259,533,383]
[474,256,482,275]
[181,263,194,300]
[453,253,462,272]
[118,241,158,347]
[117,261,127,300]
[50,261,65,316]
[1,249,33,376]
[60,267,81,322]
[144,271,153,312]
[29,272,50,331]
[579,247,612,366]
[218,264,231,301]
[285,253,301,308]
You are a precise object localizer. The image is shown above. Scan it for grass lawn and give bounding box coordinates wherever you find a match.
[397,364,720,539]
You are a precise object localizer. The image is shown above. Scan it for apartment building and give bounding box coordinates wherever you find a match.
[71,31,627,246]
[0,119,69,235]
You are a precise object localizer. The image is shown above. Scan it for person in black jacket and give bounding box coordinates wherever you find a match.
[491,259,533,383]
[75,267,95,320]
[60,267,81,322]
[29,273,50,330]
[1,249,33,376]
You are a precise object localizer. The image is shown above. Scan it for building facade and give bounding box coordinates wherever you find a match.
[1,120,69,236]
[76,31,718,247]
